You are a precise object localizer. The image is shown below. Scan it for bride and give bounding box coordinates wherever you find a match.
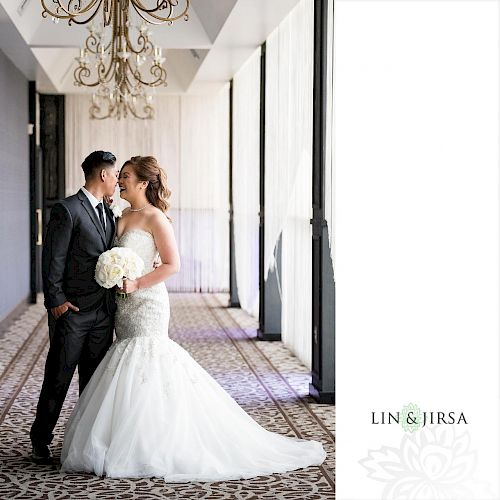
[60,155,326,482]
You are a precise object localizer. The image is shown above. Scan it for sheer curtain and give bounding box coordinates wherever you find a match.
[65,96,180,199]
[175,91,230,292]
[232,48,261,318]
[65,89,229,292]
[265,0,314,367]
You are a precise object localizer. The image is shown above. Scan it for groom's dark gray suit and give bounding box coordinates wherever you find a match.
[30,189,116,447]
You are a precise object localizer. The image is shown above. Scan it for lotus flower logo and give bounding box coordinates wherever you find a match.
[359,425,492,499]
[400,402,423,433]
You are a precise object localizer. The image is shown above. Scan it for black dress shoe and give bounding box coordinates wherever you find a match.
[31,443,53,464]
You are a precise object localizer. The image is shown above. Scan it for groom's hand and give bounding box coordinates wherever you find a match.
[51,301,80,320]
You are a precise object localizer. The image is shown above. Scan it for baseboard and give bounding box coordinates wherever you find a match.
[257,330,282,341]
[309,383,335,405]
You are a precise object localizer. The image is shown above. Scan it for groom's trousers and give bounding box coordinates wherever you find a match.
[30,302,114,446]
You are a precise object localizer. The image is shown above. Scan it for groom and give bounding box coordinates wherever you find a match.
[30,151,119,464]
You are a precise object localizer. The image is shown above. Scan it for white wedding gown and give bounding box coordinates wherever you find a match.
[60,229,326,482]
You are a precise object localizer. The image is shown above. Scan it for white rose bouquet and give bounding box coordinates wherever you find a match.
[95,247,144,298]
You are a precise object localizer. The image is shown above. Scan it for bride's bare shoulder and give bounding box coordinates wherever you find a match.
[149,207,174,233]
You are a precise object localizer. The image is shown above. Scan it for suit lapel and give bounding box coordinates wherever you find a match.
[77,189,107,248]
[104,204,116,248]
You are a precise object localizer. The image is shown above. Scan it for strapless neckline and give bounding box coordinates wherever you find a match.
[114,228,158,276]
[115,228,154,242]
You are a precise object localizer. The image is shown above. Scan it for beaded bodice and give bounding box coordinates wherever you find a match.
[114,229,158,275]
[113,229,169,341]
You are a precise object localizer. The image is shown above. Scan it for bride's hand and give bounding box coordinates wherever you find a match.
[118,278,139,294]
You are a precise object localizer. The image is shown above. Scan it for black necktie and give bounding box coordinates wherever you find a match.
[96,202,106,230]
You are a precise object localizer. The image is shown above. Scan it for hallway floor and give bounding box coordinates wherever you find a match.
[0,293,335,499]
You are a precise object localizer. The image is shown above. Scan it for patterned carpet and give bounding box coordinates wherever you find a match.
[0,293,335,499]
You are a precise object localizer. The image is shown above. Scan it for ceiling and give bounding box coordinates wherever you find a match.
[0,0,299,95]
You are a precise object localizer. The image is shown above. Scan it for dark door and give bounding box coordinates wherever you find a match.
[40,94,65,231]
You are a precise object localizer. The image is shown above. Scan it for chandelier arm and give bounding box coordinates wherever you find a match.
[129,33,152,55]
[49,7,102,25]
[70,11,101,24]
[146,65,167,86]
[92,98,118,119]
[124,71,134,87]
[128,0,172,15]
[99,60,115,84]
[128,0,188,24]
[127,59,166,87]
[41,0,103,22]
[85,33,100,54]
[74,67,101,87]
[90,106,110,119]
[129,8,167,25]
[125,59,143,87]
[129,98,154,120]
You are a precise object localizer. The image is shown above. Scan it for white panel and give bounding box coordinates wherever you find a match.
[176,87,230,292]
[265,0,313,367]
[335,1,500,497]
[232,47,260,317]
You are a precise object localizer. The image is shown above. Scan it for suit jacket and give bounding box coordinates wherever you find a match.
[42,189,116,313]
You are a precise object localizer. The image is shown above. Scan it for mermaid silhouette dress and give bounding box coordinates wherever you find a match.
[60,229,326,482]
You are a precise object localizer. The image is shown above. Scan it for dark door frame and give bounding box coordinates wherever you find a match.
[228,80,240,307]
[258,42,282,341]
[29,82,43,302]
[310,0,335,404]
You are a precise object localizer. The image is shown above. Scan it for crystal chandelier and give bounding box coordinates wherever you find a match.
[42,0,189,119]
[74,6,167,119]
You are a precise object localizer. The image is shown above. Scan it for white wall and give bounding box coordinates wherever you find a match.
[335,1,500,497]
[0,48,29,321]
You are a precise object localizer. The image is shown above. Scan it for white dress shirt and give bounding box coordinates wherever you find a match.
[81,186,106,230]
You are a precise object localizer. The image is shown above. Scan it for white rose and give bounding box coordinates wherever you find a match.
[107,263,125,287]
[110,252,123,265]
[95,262,124,288]
[96,247,143,288]
[124,252,144,279]
[96,249,126,288]
[100,252,112,266]
[111,204,123,218]
[95,266,110,287]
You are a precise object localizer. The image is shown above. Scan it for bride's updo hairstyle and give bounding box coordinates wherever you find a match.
[123,156,172,220]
